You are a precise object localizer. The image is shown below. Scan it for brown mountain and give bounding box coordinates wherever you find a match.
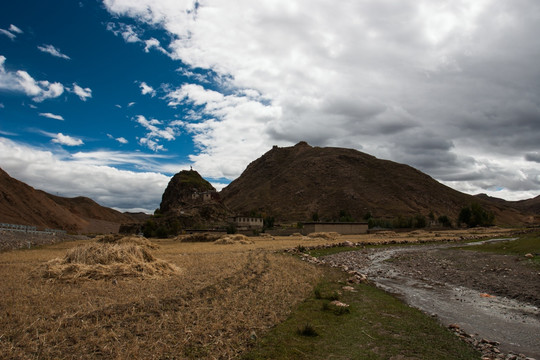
[476,193,540,217]
[0,167,138,233]
[220,142,529,226]
[42,192,139,233]
[514,195,540,214]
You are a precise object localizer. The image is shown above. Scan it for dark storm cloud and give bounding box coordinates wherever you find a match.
[525,153,540,163]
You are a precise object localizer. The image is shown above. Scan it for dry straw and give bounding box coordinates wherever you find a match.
[214,234,255,245]
[95,234,159,249]
[178,232,222,242]
[41,242,179,281]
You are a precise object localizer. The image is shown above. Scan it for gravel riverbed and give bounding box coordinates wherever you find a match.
[322,241,540,359]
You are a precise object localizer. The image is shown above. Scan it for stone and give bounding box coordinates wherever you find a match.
[524,253,534,258]
[329,300,349,307]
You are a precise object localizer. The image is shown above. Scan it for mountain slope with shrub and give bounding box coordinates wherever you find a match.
[476,194,540,218]
[0,167,138,232]
[220,142,529,226]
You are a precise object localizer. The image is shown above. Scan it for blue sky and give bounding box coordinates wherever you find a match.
[1,0,199,163]
[1,0,540,213]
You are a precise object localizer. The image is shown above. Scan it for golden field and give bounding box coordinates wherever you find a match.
[0,227,520,359]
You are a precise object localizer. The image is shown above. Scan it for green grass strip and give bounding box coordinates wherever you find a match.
[460,231,540,267]
[243,269,480,360]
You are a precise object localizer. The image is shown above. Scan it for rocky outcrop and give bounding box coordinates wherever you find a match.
[160,170,216,213]
[154,170,232,232]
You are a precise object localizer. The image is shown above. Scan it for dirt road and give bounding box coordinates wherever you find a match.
[322,239,540,359]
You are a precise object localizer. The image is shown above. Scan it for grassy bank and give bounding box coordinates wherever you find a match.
[243,268,480,360]
[461,230,540,267]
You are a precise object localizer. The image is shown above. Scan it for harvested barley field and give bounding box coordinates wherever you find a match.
[0,237,325,359]
[0,228,522,359]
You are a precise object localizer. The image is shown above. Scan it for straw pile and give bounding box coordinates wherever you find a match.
[214,234,255,245]
[180,233,222,242]
[41,243,179,281]
[95,234,159,249]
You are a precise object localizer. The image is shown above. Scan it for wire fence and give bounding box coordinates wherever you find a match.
[0,223,67,235]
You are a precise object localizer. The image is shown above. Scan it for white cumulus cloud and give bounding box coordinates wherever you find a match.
[0,29,16,40]
[39,112,64,121]
[0,56,64,102]
[49,132,84,146]
[108,133,129,144]
[0,137,173,212]
[135,115,179,152]
[139,81,156,97]
[8,24,23,34]
[71,83,92,101]
[37,44,71,60]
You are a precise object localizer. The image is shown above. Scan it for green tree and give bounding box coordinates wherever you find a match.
[458,206,472,226]
[438,215,452,227]
[226,224,237,234]
[338,210,354,222]
[458,203,494,227]
[263,216,275,230]
[413,214,427,228]
[155,226,168,238]
[363,211,373,221]
[142,219,157,238]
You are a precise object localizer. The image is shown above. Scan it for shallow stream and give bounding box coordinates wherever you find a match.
[324,239,540,358]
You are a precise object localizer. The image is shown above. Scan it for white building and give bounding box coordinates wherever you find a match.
[231,217,263,229]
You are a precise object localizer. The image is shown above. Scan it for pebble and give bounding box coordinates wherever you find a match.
[448,325,533,360]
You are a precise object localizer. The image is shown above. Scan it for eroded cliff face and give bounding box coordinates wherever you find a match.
[159,170,216,213]
[155,170,231,232]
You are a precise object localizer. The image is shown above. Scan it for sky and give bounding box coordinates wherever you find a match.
[1,0,539,214]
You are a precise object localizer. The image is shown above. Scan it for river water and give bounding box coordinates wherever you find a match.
[324,239,540,358]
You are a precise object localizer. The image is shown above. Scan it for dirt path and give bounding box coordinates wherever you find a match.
[322,240,540,359]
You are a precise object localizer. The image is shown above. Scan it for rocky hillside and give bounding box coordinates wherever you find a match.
[220,142,529,225]
[476,194,540,218]
[514,195,540,214]
[43,192,134,224]
[0,167,137,233]
[156,170,231,230]
[160,170,216,213]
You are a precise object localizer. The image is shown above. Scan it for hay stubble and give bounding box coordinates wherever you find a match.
[0,238,323,359]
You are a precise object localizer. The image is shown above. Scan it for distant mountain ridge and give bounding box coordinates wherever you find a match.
[220,142,532,226]
[0,167,140,233]
[475,193,540,215]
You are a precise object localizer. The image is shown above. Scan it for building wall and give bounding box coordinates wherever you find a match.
[302,222,368,235]
[233,217,263,229]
